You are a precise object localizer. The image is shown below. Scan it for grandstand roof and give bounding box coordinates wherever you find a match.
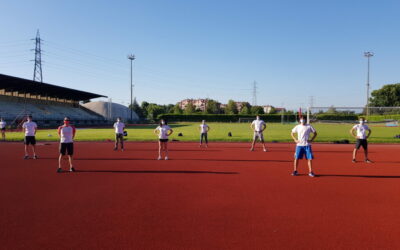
[0,74,106,101]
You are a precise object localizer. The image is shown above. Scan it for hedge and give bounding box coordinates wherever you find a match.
[367,114,400,122]
[157,114,297,122]
[314,114,358,121]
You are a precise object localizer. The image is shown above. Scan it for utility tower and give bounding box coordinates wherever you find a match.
[364,51,374,117]
[252,81,257,106]
[32,30,43,82]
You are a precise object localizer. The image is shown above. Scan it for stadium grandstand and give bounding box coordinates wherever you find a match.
[0,73,108,127]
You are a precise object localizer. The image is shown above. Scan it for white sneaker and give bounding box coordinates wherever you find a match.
[263,148,267,152]
[157,156,162,160]
[165,156,169,160]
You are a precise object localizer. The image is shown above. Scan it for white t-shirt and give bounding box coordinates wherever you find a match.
[22,121,37,136]
[352,124,370,139]
[156,125,171,139]
[0,121,6,129]
[291,124,316,146]
[114,122,125,134]
[200,124,209,133]
[58,125,76,143]
[251,119,265,132]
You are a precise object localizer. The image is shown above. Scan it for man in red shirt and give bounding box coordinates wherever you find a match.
[57,117,76,173]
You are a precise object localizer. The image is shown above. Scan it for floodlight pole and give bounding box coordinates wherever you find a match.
[364,52,373,118]
[127,54,135,122]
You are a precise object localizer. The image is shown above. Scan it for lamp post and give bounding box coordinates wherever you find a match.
[127,54,135,122]
[364,52,374,117]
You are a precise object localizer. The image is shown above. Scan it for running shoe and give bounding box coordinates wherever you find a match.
[249,148,254,151]
[70,167,75,172]
[291,171,298,176]
[309,172,316,178]
[263,148,268,152]
[365,159,373,163]
[157,156,162,160]
[121,148,124,152]
[23,155,29,160]
[352,159,356,163]
[113,148,118,151]
[57,168,62,173]
[165,156,169,160]
[33,155,38,159]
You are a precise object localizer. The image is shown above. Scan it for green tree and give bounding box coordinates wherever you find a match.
[225,100,238,114]
[268,107,277,114]
[205,99,221,114]
[370,83,400,107]
[129,98,143,118]
[184,102,196,114]
[164,104,175,114]
[141,101,149,118]
[172,103,183,114]
[239,102,251,114]
[326,106,337,114]
[146,104,164,120]
[250,106,265,115]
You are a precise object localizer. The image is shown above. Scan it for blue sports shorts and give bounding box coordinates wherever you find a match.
[295,145,314,160]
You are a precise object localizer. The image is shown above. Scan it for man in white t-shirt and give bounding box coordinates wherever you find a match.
[290,118,317,177]
[22,115,38,159]
[113,117,125,151]
[199,120,210,147]
[0,118,6,141]
[350,117,372,163]
[250,116,267,152]
[57,117,76,173]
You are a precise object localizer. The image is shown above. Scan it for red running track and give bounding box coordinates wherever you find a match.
[0,142,400,249]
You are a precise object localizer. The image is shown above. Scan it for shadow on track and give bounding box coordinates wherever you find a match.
[69,158,292,163]
[74,170,239,175]
[318,174,400,179]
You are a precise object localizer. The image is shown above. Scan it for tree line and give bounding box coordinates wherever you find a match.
[130,99,280,120]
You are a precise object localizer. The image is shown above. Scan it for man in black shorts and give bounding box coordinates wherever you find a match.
[22,115,38,159]
[57,117,76,173]
[350,117,372,163]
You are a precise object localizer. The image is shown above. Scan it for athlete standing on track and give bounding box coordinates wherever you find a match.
[250,116,267,152]
[0,118,6,141]
[113,117,125,151]
[57,117,76,173]
[199,120,210,147]
[350,117,372,163]
[291,118,317,177]
[154,119,173,160]
[22,115,38,159]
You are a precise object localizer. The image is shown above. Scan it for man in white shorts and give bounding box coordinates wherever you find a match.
[199,120,210,147]
[22,115,38,159]
[250,116,267,151]
[350,117,372,163]
[113,117,125,151]
[0,118,6,141]
[291,118,317,177]
[57,117,76,173]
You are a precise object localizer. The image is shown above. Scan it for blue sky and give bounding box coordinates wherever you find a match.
[1,0,399,110]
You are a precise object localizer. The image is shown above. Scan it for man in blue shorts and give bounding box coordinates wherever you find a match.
[290,118,317,177]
